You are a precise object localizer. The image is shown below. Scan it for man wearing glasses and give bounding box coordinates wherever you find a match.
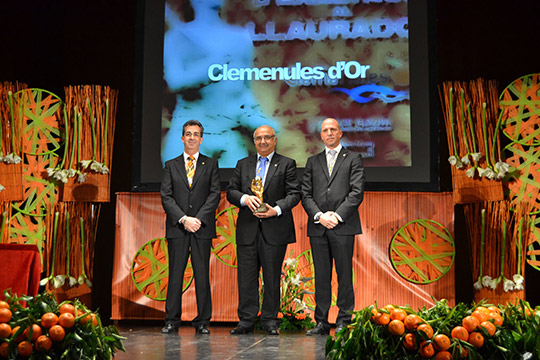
[227,125,300,335]
[160,120,221,335]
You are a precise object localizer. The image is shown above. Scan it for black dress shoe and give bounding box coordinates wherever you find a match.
[195,324,210,334]
[266,326,279,335]
[306,323,330,336]
[230,325,254,335]
[161,323,178,334]
[335,324,347,334]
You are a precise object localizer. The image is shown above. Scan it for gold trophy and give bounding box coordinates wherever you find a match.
[250,176,268,213]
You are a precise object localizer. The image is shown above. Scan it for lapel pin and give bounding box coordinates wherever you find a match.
[343,154,346,157]
[274,164,277,167]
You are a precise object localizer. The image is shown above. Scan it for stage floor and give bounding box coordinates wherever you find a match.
[114,324,330,360]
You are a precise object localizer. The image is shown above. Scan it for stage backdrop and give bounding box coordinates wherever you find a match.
[112,191,454,322]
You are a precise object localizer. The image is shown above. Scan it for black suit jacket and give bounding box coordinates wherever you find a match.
[161,154,221,239]
[302,147,365,237]
[226,153,300,246]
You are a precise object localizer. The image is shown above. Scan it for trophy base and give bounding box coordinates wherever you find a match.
[253,203,269,214]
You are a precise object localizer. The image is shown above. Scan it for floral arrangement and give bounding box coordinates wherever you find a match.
[257,256,316,331]
[277,257,315,331]
[326,299,540,360]
[440,79,512,180]
[0,291,125,359]
[463,201,531,295]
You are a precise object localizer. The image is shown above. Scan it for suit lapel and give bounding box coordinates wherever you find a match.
[317,151,330,181]
[191,155,206,188]
[263,154,279,190]
[173,155,189,188]
[328,148,348,184]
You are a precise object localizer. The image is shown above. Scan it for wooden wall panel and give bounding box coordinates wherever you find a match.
[112,191,454,322]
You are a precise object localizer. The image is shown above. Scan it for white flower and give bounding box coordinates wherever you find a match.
[503,278,515,292]
[465,167,476,178]
[3,153,22,164]
[90,161,102,172]
[293,298,306,311]
[495,161,510,174]
[290,274,302,286]
[448,156,458,166]
[100,163,110,174]
[0,184,5,192]
[68,276,78,287]
[455,160,464,169]
[47,168,56,177]
[513,274,524,290]
[488,278,498,290]
[461,155,471,166]
[285,258,298,267]
[473,278,483,290]
[484,168,496,179]
[80,160,92,169]
[471,152,483,162]
[68,168,77,177]
[77,172,87,183]
[481,275,493,287]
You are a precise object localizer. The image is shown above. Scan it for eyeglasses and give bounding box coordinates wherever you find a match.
[254,135,275,142]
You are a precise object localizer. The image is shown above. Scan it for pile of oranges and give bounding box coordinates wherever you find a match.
[371,304,504,359]
[0,300,98,358]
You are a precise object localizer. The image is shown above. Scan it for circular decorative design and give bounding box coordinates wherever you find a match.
[504,142,540,214]
[389,219,455,284]
[212,206,238,268]
[131,238,193,301]
[526,218,540,272]
[9,89,61,251]
[500,73,540,146]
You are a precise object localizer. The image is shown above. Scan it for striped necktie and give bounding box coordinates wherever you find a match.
[186,156,195,187]
[327,149,337,175]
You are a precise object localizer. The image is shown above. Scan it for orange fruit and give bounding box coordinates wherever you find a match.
[468,331,484,348]
[0,323,11,338]
[433,334,451,351]
[35,334,53,352]
[41,313,59,328]
[17,340,33,357]
[390,308,407,322]
[476,306,490,315]
[388,320,405,336]
[419,341,435,358]
[490,313,503,326]
[384,304,395,313]
[0,301,9,310]
[404,314,422,330]
[91,313,99,327]
[58,313,75,329]
[403,333,417,351]
[472,309,489,323]
[435,351,453,360]
[79,311,91,325]
[457,346,469,358]
[0,308,12,323]
[373,312,390,326]
[462,315,479,332]
[59,304,75,316]
[487,305,500,314]
[11,326,25,343]
[23,324,42,342]
[451,326,469,341]
[479,321,496,336]
[0,342,8,358]
[417,323,434,339]
[48,325,65,342]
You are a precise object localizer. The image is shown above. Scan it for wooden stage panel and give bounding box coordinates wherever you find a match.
[112,191,454,322]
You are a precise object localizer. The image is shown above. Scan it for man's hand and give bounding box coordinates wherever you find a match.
[319,212,339,229]
[254,206,277,219]
[183,216,202,232]
[245,195,262,212]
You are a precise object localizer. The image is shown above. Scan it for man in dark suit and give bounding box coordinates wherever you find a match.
[227,125,301,335]
[302,118,365,335]
[160,120,221,335]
